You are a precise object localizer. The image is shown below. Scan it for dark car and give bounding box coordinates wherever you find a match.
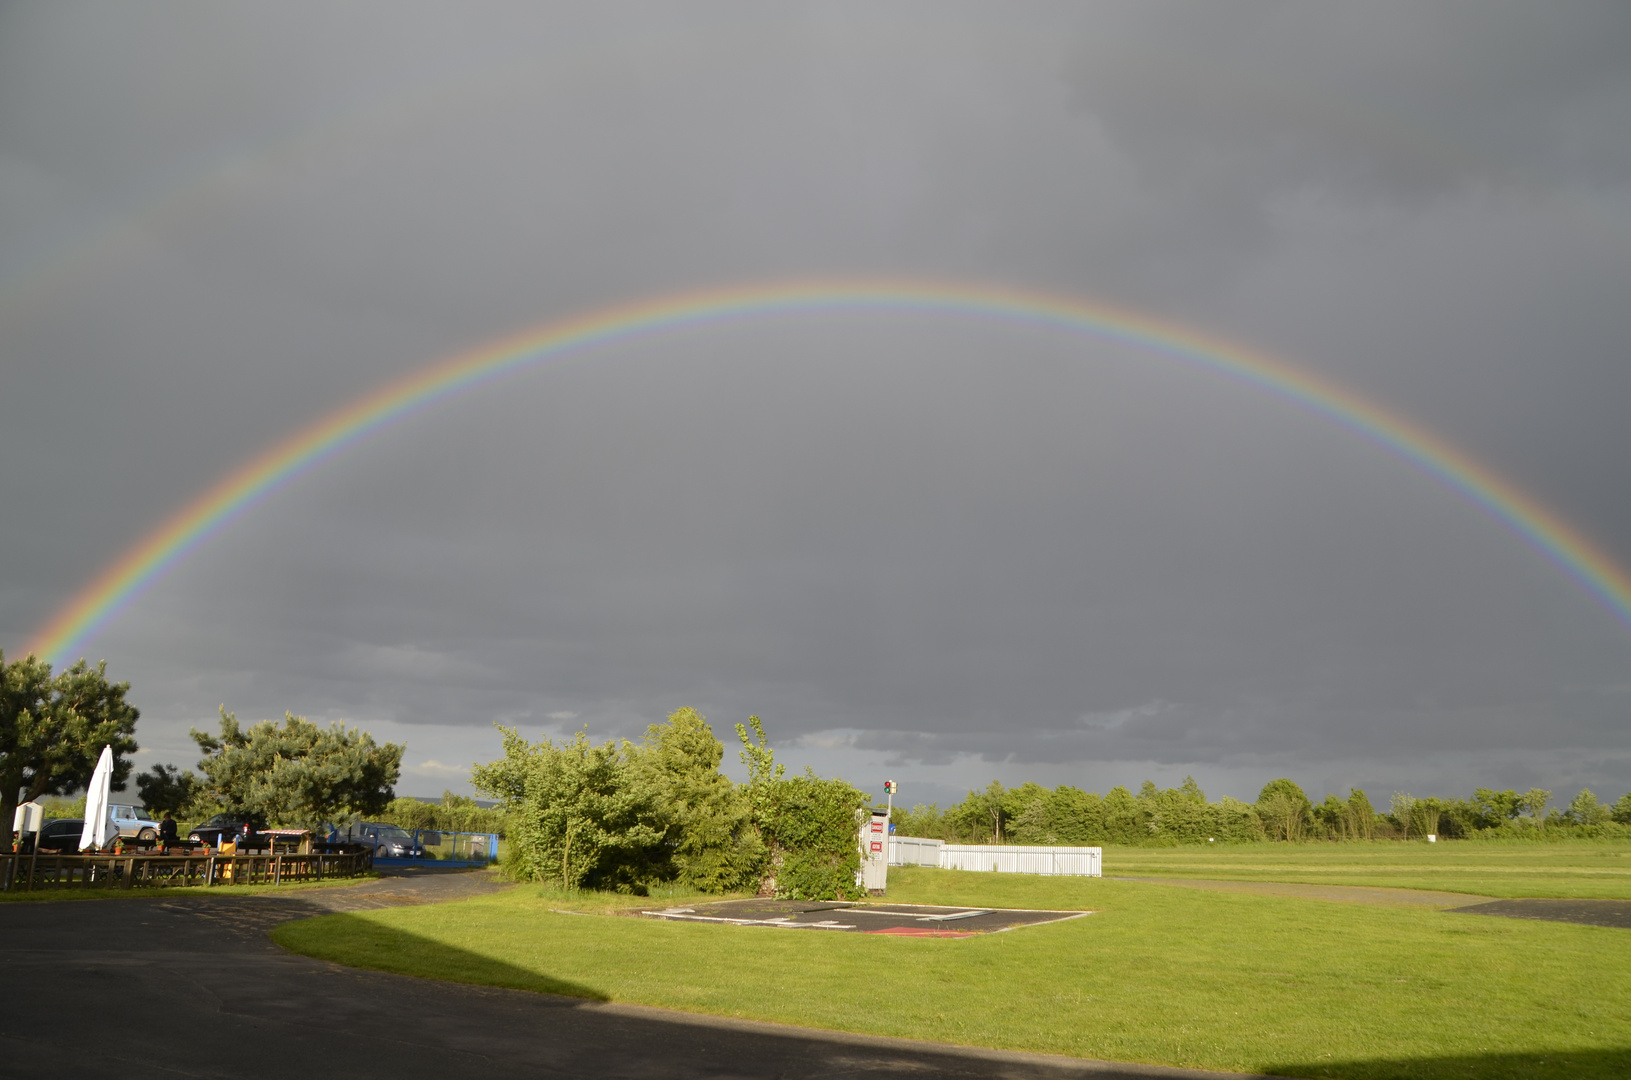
[188,814,269,851]
[24,818,90,854]
[327,821,425,859]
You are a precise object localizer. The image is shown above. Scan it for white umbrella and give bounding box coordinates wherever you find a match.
[78,745,117,852]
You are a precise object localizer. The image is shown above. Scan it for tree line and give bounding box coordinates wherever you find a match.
[3,652,404,848]
[377,791,508,835]
[892,777,1631,846]
[2,652,140,853]
[134,707,403,828]
[471,709,870,899]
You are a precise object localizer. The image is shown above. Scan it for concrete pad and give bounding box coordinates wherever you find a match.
[637,898,1090,936]
[1448,897,1631,929]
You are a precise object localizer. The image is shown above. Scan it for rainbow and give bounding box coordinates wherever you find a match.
[24,278,1631,665]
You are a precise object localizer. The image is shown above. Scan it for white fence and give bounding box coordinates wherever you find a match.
[887,836,944,867]
[888,838,1102,876]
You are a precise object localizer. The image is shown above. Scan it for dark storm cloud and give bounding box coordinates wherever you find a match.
[1,2,1628,801]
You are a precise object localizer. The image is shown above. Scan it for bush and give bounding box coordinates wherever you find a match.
[474,709,773,894]
[765,771,869,901]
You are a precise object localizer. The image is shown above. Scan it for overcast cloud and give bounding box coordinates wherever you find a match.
[3,2,1629,807]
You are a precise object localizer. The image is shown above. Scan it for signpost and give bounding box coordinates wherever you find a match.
[860,780,898,895]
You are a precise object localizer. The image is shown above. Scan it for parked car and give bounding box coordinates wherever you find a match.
[24,818,91,854]
[188,813,269,851]
[109,803,161,842]
[328,822,425,859]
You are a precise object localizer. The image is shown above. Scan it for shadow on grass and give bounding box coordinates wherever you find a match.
[1268,1047,1631,1080]
[269,909,609,1001]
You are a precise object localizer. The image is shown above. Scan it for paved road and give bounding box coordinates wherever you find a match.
[1113,877,1487,908]
[1,870,1259,1080]
[1449,897,1631,929]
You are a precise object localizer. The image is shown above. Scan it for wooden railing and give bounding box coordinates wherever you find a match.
[0,849,372,892]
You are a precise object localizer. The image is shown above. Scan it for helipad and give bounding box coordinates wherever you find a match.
[638,898,1091,936]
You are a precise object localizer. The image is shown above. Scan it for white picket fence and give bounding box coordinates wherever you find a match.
[887,837,1102,877]
[887,835,944,867]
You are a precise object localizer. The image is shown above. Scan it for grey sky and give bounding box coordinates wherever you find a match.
[3,2,1629,808]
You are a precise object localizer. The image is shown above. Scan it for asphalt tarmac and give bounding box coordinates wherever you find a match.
[1448,897,1631,929]
[637,898,1090,936]
[0,869,1256,1080]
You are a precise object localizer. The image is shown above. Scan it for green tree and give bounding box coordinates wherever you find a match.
[949,781,1010,844]
[631,707,762,892]
[1521,788,1551,828]
[134,762,200,817]
[1389,792,1416,840]
[382,796,439,831]
[1007,783,1057,844]
[1412,796,1444,839]
[734,714,784,837]
[190,707,402,828]
[1471,788,1523,828]
[1257,779,1313,841]
[1,653,140,853]
[1612,792,1631,826]
[730,716,867,900]
[1562,789,1609,826]
[1438,797,1479,838]
[891,802,950,840]
[1099,785,1141,843]
[1137,778,1214,842]
[434,790,507,833]
[1046,786,1105,844]
[379,791,509,834]
[473,726,662,889]
[1314,794,1348,837]
[766,769,869,901]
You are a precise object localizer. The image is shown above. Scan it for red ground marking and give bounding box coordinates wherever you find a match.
[861,927,977,938]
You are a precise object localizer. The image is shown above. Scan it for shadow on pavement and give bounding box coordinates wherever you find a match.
[1267,1047,1631,1079]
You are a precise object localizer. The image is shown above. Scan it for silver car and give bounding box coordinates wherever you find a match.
[109,803,162,842]
[331,821,426,859]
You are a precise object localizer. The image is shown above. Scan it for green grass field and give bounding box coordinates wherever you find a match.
[271,858,1631,1079]
[1102,839,1631,899]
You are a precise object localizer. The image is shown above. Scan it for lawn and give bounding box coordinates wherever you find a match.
[271,866,1631,1079]
[1101,839,1631,898]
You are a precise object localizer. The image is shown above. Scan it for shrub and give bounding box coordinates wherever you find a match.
[767,771,869,900]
